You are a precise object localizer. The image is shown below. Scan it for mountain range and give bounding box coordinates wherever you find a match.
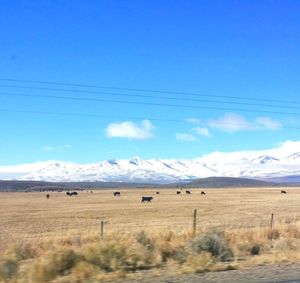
[1,141,300,183]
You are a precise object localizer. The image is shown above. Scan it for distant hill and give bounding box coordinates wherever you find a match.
[0,177,284,192]
[262,175,300,184]
[0,180,157,192]
[175,177,278,188]
[0,180,55,192]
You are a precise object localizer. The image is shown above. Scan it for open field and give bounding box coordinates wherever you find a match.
[2,187,299,240]
[1,187,300,282]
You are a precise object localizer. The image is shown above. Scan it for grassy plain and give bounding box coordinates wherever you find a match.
[1,187,300,282]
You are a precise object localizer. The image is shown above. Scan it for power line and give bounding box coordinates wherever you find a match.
[0,91,299,116]
[0,108,298,130]
[0,77,298,105]
[1,84,300,110]
[0,108,180,122]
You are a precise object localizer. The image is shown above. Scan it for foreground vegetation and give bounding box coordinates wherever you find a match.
[2,223,300,282]
[1,188,300,282]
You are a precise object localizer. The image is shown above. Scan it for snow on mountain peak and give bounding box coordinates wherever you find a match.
[251,155,279,164]
[129,157,144,166]
[287,152,300,160]
[1,140,300,183]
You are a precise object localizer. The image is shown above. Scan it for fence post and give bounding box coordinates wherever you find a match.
[270,213,274,229]
[100,220,104,239]
[193,209,197,236]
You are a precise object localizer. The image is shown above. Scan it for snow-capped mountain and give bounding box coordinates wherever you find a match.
[1,141,300,183]
[251,155,279,164]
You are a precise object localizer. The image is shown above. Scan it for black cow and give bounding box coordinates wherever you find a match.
[46,194,50,199]
[201,191,206,195]
[186,190,191,194]
[281,190,287,194]
[67,191,78,196]
[114,192,121,197]
[177,191,181,195]
[141,196,153,203]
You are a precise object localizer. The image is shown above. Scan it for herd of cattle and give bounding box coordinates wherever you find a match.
[44,189,207,202]
[44,189,288,201]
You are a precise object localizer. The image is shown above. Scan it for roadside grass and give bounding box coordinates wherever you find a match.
[1,221,300,283]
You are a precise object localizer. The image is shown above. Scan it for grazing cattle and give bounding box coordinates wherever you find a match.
[66,191,78,196]
[114,192,121,197]
[201,191,206,195]
[186,190,191,194]
[141,196,153,203]
[156,191,160,194]
[281,190,287,194]
[46,194,50,199]
[177,191,181,195]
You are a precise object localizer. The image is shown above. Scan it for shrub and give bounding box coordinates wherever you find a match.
[50,249,77,275]
[135,231,160,266]
[81,243,127,272]
[124,244,144,271]
[0,257,18,281]
[250,244,260,255]
[172,247,188,264]
[31,249,77,282]
[18,243,37,260]
[72,261,95,281]
[189,230,234,262]
[98,244,127,272]
[135,231,155,252]
[159,243,188,264]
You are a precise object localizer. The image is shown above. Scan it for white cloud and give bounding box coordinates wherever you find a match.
[209,113,253,133]
[175,133,197,142]
[194,127,211,137]
[256,117,282,130]
[105,120,154,140]
[208,113,282,133]
[42,145,71,152]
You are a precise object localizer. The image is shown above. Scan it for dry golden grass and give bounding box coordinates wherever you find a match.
[1,187,300,282]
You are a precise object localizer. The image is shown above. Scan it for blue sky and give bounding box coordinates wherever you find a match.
[1,0,300,165]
